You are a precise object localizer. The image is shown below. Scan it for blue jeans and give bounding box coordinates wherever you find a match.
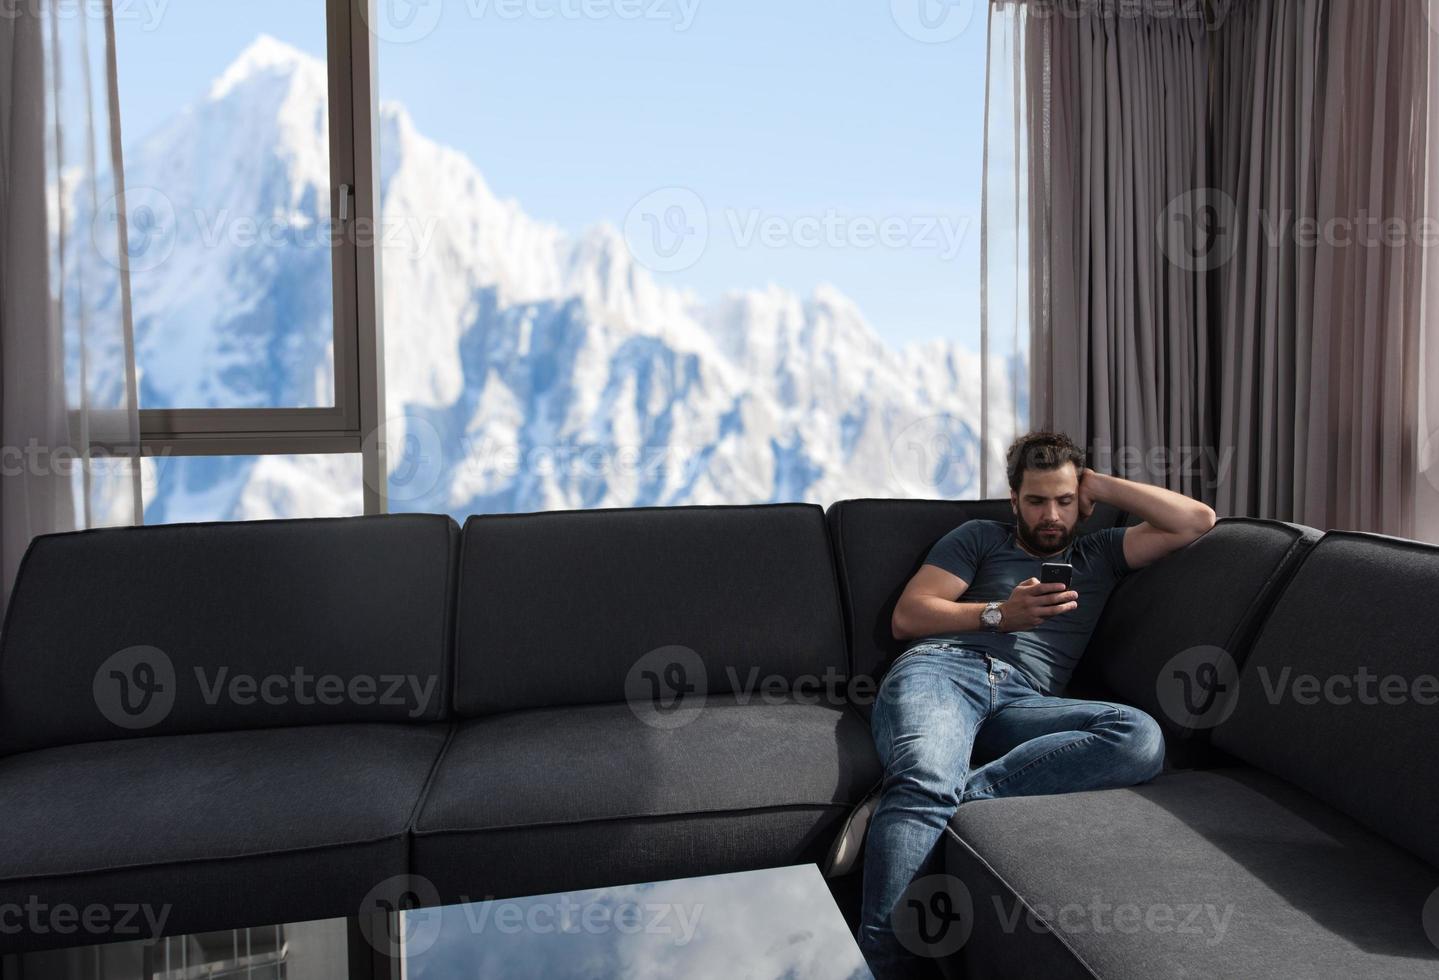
[856,640,1166,977]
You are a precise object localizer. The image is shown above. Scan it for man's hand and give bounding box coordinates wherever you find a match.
[999,578,1079,632]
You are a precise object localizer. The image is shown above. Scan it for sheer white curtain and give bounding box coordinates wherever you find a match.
[981,0,1033,496]
[0,1,141,605]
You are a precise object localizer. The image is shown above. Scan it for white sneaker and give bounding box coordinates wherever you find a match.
[822,783,882,878]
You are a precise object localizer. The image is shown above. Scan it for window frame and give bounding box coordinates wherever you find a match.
[135,0,388,514]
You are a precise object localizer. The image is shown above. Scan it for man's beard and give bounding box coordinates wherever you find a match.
[1016,514,1076,556]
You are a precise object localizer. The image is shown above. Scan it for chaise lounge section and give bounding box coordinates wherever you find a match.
[942,529,1439,978]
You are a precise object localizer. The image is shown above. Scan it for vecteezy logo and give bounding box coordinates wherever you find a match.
[362,415,446,504]
[1422,427,1439,496]
[890,0,976,43]
[622,187,708,273]
[1157,188,1239,272]
[360,0,444,44]
[1205,0,1237,32]
[93,646,177,730]
[357,874,443,957]
[624,645,708,729]
[892,874,973,959]
[92,186,177,273]
[889,414,979,497]
[1424,0,1439,39]
[1423,886,1439,952]
[1155,645,1240,730]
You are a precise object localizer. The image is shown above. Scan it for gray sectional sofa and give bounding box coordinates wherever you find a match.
[1,502,1435,979]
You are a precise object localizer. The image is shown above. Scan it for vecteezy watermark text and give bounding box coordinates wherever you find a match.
[93,187,441,273]
[1,0,170,31]
[467,0,700,30]
[1256,666,1439,707]
[93,647,438,730]
[623,646,879,729]
[192,666,438,716]
[622,186,974,273]
[441,893,704,942]
[356,874,703,957]
[361,0,701,43]
[1159,188,1439,272]
[0,898,170,942]
[992,894,1234,946]
[724,209,970,261]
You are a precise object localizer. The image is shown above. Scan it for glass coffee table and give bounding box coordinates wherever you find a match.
[5,865,873,980]
[387,865,870,979]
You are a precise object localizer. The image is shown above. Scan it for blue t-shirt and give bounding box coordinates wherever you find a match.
[908,520,1131,695]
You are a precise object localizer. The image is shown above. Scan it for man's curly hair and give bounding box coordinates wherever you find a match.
[1005,432,1086,493]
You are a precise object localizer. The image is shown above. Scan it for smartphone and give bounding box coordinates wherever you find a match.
[1040,562,1074,588]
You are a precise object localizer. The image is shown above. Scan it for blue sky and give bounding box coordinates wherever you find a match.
[116,0,991,350]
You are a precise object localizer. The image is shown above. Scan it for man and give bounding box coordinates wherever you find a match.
[856,431,1218,976]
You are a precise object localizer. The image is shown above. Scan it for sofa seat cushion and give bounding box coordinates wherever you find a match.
[0,723,449,953]
[412,695,881,900]
[943,768,1439,979]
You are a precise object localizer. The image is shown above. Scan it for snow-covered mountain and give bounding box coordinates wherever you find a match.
[110,36,1023,522]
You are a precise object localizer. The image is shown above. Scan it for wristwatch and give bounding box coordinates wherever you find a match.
[981,601,1004,632]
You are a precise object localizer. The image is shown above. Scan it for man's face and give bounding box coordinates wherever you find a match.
[1010,462,1081,556]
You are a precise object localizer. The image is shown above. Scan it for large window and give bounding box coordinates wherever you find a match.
[116,8,336,411]
[112,1,1012,523]
[374,2,1008,518]
[113,1,380,520]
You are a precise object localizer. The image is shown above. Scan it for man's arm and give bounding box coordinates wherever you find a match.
[1078,469,1217,571]
[891,565,1078,641]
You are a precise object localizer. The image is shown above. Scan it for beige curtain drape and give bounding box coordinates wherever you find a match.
[1422,1,1439,543]
[990,0,1214,499]
[1212,0,1430,537]
[991,0,1435,538]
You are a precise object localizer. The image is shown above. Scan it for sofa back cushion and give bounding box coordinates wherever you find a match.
[1072,518,1319,742]
[0,515,459,755]
[1213,531,1439,867]
[825,497,1127,718]
[454,505,848,716]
